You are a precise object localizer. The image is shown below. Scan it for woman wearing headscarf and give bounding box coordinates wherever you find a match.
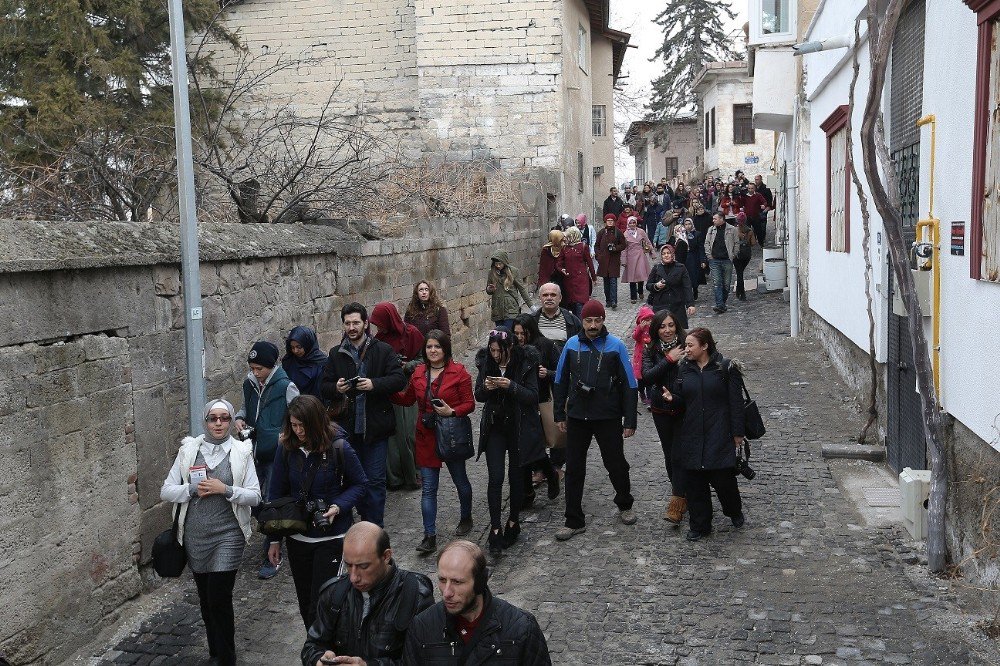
[574,212,596,250]
[486,250,533,330]
[282,326,328,400]
[474,327,546,558]
[537,228,565,292]
[160,399,261,666]
[404,280,451,338]
[556,226,597,318]
[646,244,696,329]
[620,215,654,304]
[370,301,425,491]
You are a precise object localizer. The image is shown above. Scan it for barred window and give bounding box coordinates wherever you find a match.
[734,104,754,145]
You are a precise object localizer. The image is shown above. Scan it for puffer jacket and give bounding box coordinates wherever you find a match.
[486,250,532,321]
[669,353,746,470]
[645,262,693,314]
[474,345,546,468]
[403,588,551,665]
[302,565,434,666]
[552,328,638,429]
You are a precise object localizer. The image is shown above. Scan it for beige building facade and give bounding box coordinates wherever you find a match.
[624,118,702,187]
[217,0,628,224]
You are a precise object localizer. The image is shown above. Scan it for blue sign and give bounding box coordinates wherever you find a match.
[744,156,760,164]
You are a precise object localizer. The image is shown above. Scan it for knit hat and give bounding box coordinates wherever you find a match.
[248,340,279,368]
[580,299,606,320]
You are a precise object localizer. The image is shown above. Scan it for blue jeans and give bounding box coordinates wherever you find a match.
[710,259,734,309]
[420,464,473,536]
[351,435,388,527]
[602,277,618,306]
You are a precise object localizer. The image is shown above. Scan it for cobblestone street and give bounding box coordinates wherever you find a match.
[88,278,999,665]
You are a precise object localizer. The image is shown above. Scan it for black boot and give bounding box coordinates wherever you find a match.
[501,521,520,548]
[488,529,503,558]
[415,534,436,554]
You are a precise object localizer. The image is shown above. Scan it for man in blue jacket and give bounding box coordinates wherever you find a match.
[551,299,639,541]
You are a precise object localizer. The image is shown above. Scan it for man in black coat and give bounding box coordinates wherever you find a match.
[322,302,407,527]
[303,522,434,666]
[404,540,551,665]
[601,186,625,218]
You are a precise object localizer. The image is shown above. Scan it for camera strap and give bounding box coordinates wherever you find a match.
[296,450,324,502]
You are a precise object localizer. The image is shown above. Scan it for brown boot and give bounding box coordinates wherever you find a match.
[664,496,687,525]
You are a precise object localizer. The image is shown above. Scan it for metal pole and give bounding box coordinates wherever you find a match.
[166,0,207,433]
[787,96,801,338]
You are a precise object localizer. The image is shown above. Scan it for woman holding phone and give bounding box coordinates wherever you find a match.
[394,330,475,555]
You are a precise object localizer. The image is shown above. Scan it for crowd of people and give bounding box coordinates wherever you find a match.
[157,172,763,663]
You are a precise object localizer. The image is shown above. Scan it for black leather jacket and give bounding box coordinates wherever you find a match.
[302,565,434,666]
[403,589,551,665]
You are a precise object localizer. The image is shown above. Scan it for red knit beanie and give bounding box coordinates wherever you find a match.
[580,299,606,320]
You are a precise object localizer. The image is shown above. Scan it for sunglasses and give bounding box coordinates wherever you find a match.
[206,415,232,423]
[489,330,510,340]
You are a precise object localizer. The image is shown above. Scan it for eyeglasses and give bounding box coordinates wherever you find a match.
[206,415,232,423]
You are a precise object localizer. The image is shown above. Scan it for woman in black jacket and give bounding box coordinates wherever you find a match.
[640,309,688,526]
[267,395,368,628]
[474,327,546,557]
[646,244,697,328]
[663,327,746,542]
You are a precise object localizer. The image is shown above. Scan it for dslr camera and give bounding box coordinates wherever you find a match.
[734,442,756,480]
[575,381,595,396]
[305,498,331,528]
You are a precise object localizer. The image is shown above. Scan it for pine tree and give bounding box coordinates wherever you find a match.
[647,0,744,123]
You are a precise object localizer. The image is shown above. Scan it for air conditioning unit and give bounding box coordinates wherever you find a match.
[899,467,931,540]
[593,166,604,176]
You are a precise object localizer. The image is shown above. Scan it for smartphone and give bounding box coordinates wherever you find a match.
[486,376,502,382]
[430,398,445,407]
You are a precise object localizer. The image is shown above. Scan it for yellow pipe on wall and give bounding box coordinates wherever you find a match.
[915,114,940,402]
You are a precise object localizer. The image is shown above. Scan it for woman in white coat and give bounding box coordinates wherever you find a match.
[160,398,261,666]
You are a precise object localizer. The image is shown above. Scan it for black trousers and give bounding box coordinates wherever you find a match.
[193,570,238,666]
[286,538,344,629]
[651,412,685,497]
[733,257,751,297]
[686,468,743,534]
[549,447,566,468]
[564,418,634,529]
[629,281,645,299]
[485,429,523,529]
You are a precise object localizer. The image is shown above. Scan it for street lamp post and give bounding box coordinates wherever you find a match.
[166,0,207,434]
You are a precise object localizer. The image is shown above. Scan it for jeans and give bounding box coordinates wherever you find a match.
[286,538,343,629]
[686,468,743,534]
[709,259,734,309]
[420,463,473,536]
[351,435,388,527]
[651,412,685,496]
[564,418,633,528]
[629,281,645,300]
[602,277,618,306]
[193,570,238,665]
[485,429,523,529]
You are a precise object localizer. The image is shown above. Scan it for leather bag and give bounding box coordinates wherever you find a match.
[257,452,321,537]
[434,415,475,462]
[152,506,187,578]
[740,377,766,440]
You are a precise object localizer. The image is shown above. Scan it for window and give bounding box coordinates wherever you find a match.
[734,104,754,145]
[665,157,679,179]
[821,105,851,253]
[704,111,711,149]
[966,0,1000,281]
[749,0,796,44]
[578,25,588,72]
[710,107,716,146]
[578,151,584,192]
[636,156,647,185]
[592,105,606,137]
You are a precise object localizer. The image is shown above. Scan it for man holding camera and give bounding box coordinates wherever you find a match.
[595,214,626,310]
[234,340,300,579]
[552,299,639,541]
[322,303,407,528]
[303,522,434,666]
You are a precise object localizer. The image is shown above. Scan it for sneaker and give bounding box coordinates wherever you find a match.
[619,509,637,525]
[685,530,710,542]
[555,525,586,541]
[731,514,746,529]
[258,560,280,580]
[712,305,723,313]
[415,534,437,554]
[454,517,474,536]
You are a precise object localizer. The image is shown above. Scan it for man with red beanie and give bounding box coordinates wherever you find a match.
[551,299,639,541]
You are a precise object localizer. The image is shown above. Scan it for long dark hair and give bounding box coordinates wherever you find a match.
[485,327,513,374]
[512,314,541,346]
[650,309,686,347]
[686,327,718,357]
[406,280,443,320]
[424,329,452,365]
[280,395,334,453]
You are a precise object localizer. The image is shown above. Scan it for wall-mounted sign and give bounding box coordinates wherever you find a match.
[951,221,965,256]
[744,151,759,164]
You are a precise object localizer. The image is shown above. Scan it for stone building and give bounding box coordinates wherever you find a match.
[216,0,630,224]
[623,117,701,187]
[692,60,775,178]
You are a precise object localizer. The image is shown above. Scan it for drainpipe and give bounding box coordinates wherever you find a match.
[787,97,801,337]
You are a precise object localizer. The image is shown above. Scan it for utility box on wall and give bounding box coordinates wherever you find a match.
[899,467,931,540]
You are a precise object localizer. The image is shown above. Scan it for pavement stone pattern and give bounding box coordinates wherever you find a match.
[90,271,1000,665]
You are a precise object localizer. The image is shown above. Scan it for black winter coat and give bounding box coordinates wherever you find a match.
[321,336,407,445]
[640,341,683,413]
[302,565,434,666]
[532,308,582,351]
[403,589,551,665]
[645,262,694,313]
[669,353,746,470]
[525,336,560,403]
[474,346,546,468]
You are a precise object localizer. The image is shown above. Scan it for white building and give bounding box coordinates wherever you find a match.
[749,0,1000,581]
[623,118,702,187]
[692,61,775,178]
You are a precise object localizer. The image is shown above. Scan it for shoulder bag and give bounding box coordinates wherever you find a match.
[257,451,322,537]
[426,377,474,462]
[152,504,187,578]
[725,360,766,440]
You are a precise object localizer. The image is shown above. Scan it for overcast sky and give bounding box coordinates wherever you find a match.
[609,0,748,181]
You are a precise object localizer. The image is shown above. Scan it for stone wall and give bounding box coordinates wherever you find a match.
[0,205,544,664]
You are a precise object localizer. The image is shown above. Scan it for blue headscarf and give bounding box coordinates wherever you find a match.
[282,326,328,399]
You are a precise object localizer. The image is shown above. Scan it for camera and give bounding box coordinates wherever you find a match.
[575,381,595,396]
[305,499,331,528]
[421,412,437,429]
[734,443,756,481]
[346,376,361,389]
[237,426,256,443]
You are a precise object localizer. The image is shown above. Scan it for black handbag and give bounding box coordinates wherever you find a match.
[258,452,321,538]
[740,376,766,440]
[152,505,187,578]
[425,379,474,462]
